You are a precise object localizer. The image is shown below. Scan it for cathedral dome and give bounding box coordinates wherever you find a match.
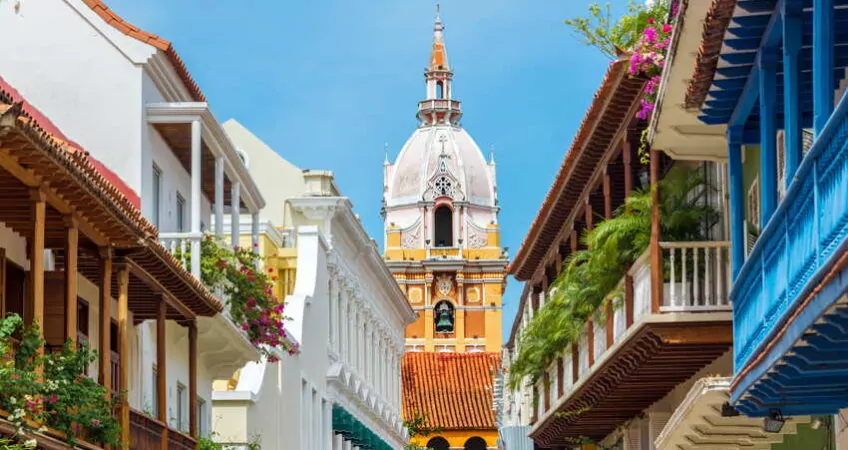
[386,125,495,208]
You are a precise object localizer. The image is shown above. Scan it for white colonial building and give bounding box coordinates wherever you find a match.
[0,0,267,442]
[212,121,415,450]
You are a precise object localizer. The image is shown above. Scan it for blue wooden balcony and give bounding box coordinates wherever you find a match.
[694,0,848,417]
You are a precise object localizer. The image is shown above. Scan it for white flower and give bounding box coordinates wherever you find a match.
[9,396,16,405]
[24,439,37,448]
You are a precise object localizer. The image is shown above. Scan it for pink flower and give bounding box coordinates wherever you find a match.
[91,419,101,428]
[662,24,673,33]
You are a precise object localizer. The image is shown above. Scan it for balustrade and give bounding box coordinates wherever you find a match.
[159,232,203,277]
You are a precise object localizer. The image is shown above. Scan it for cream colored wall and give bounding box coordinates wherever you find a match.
[222,119,306,227]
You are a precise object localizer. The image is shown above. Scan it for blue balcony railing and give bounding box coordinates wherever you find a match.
[732,90,848,375]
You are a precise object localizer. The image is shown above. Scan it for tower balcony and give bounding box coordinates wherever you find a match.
[417,99,462,124]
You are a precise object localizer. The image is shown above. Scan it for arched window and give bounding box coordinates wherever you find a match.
[464,437,487,450]
[427,437,450,450]
[436,81,444,99]
[434,206,453,247]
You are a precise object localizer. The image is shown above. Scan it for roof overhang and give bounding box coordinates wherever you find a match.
[656,377,808,449]
[649,0,729,161]
[146,102,266,214]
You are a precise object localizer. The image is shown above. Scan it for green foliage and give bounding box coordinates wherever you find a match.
[508,166,716,388]
[0,314,120,446]
[179,235,297,361]
[564,1,670,60]
[403,411,441,450]
[197,435,224,450]
[0,437,36,449]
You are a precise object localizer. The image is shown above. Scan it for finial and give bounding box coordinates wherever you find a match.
[384,142,390,164]
[489,145,496,164]
[434,2,444,31]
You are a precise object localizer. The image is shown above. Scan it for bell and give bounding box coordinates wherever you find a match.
[435,314,453,333]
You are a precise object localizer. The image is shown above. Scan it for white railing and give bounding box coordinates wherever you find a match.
[159,232,203,278]
[631,252,652,322]
[593,316,607,361]
[578,331,590,378]
[660,241,732,312]
[612,295,627,344]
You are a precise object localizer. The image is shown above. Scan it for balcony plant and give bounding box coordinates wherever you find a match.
[190,236,298,361]
[508,166,716,388]
[0,314,121,446]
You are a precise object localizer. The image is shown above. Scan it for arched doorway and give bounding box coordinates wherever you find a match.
[434,205,453,247]
[464,436,487,450]
[426,436,450,450]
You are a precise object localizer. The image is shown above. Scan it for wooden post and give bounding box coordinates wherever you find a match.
[27,189,46,361]
[64,217,78,345]
[98,248,112,391]
[603,168,613,219]
[622,140,633,198]
[570,230,578,253]
[650,149,663,314]
[189,321,198,437]
[571,343,579,383]
[605,301,614,348]
[157,294,168,447]
[587,321,595,366]
[584,201,594,231]
[116,263,130,445]
[625,275,635,327]
[0,248,6,318]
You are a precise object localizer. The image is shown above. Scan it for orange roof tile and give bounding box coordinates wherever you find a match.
[81,0,207,103]
[402,352,500,430]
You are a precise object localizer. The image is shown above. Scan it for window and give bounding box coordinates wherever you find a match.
[434,175,453,197]
[427,437,450,450]
[177,383,186,431]
[464,437,487,450]
[152,165,162,227]
[434,206,453,247]
[197,398,207,436]
[176,193,186,232]
[747,177,760,232]
[436,81,444,99]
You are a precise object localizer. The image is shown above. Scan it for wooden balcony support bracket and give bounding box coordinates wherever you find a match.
[649,149,663,314]
[156,293,169,447]
[115,260,130,445]
[188,320,198,438]
[28,188,46,362]
[98,247,112,392]
[63,216,78,345]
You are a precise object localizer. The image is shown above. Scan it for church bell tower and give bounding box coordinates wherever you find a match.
[382,6,506,354]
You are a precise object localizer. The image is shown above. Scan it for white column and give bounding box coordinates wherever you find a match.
[341,290,349,361]
[190,119,202,279]
[251,212,260,256]
[328,277,337,351]
[214,156,225,237]
[230,182,241,249]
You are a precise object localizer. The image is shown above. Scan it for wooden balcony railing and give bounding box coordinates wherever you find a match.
[732,91,848,372]
[168,429,198,450]
[534,241,731,417]
[110,351,120,397]
[130,409,166,449]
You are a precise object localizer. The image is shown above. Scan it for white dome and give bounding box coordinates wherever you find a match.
[386,125,495,208]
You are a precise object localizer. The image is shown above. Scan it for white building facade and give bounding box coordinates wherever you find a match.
[212,124,415,449]
[0,0,267,438]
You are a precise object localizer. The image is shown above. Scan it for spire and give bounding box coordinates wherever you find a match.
[384,142,390,165]
[429,3,449,71]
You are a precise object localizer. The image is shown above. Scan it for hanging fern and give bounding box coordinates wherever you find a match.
[508,166,717,389]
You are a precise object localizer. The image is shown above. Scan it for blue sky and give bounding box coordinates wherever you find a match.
[106,0,631,340]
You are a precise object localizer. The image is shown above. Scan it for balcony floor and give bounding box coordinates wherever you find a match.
[733,251,848,417]
[530,317,732,446]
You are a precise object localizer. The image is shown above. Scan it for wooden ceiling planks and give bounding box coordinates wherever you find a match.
[531,322,732,447]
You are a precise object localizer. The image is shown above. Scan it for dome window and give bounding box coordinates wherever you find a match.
[434,176,453,197]
[434,205,453,247]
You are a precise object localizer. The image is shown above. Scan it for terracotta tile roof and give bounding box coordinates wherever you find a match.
[509,59,646,281]
[402,352,500,430]
[81,0,206,103]
[0,77,222,316]
[0,76,155,239]
[684,0,737,110]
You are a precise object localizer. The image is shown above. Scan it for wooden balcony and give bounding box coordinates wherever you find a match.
[731,87,848,417]
[529,242,733,446]
[129,409,196,450]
